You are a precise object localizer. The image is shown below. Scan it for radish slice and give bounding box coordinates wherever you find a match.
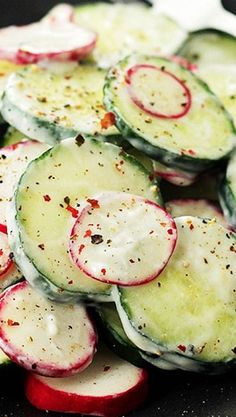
[166,198,231,229]
[25,345,149,417]
[69,192,177,286]
[42,3,75,24]
[0,21,96,64]
[152,160,198,186]
[0,281,96,377]
[0,223,13,277]
[125,64,192,119]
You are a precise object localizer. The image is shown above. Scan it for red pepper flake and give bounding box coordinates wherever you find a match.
[149,174,154,181]
[115,163,122,172]
[87,199,100,209]
[101,112,116,129]
[78,244,85,255]
[188,149,196,156]
[177,344,186,353]
[189,223,194,230]
[66,205,79,218]
[167,228,173,235]
[68,280,74,285]
[7,319,20,326]
[84,229,92,238]
[101,268,106,276]
[160,222,167,227]
[129,259,135,264]
[43,194,51,202]
[103,366,110,372]
[0,249,3,256]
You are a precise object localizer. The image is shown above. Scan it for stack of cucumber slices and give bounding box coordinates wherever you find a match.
[0,2,236,417]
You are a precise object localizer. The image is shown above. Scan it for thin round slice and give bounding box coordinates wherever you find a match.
[113,217,236,371]
[1,64,119,144]
[70,192,176,286]
[42,3,75,25]
[8,137,160,302]
[219,150,236,230]
[126,64,191,119]
[104,55,235,173]
[75,2,186,68]
[166,199,230,229]
[0,281,96,377]
[0,20,96,64]
[25,344,148,417]
[0,223,13,276]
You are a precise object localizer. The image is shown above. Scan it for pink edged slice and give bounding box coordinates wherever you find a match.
[0,21,96,64]
[0,281,97,377]
[69,192,177,286]
[0,223,13,277]
[125,64,192,119]
[42,3,76,25]
[25,345,149,417]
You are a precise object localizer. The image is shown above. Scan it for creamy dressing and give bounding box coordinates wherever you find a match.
[152,0,236,35]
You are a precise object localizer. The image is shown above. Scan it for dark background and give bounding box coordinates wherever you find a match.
[0,1,236,417]
[0,0,235,26]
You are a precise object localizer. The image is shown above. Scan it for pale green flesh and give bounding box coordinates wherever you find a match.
[75,3,186,68]
[105,55,235,161]
[0,348,10,365]
[196,64,236,125]
[119,216,236,362]
[178,31,236,66]
[15,138,160,295]
[0,60,23,100]
[3,64,118,140]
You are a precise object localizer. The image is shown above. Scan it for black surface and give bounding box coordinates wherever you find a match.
[0,1,236,417]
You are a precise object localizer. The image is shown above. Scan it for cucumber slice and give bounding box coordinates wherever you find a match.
[1,64,119,145]
[196,64,236,125]
[9,137,161,302]
[178,29,236,66]
[2,127,26,147]
[0,281,96,377]
[219,151,236,229]
[114,216,236,369]
[166,198,230,229]
[0,60,23,124]
[75,3,186,68]
[69,192,176,286]
[104,55,235,173]
[97,304,145,367]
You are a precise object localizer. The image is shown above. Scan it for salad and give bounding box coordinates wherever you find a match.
[0,2,236,416]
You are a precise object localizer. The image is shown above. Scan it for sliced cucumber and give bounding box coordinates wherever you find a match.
[8,137,160,303]
[114,216,236,371]
[178,29,236,66]
[104,55,235,173]
[97,304,145,367]
[0,60,23,124]
[196,64,236,125]
[219,151,236,229]
[1,64,119,145]
[75,3,186,68]
[2,127,26,147]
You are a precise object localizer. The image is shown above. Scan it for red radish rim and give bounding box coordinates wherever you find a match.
[25,367,148,416]
[153,169,197,182]
[69,196,177,286]
[125,64,192,120]
[0,223,13,277]
[0,23,97,65]
[16,37,96,64]
[0,281,97,377]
